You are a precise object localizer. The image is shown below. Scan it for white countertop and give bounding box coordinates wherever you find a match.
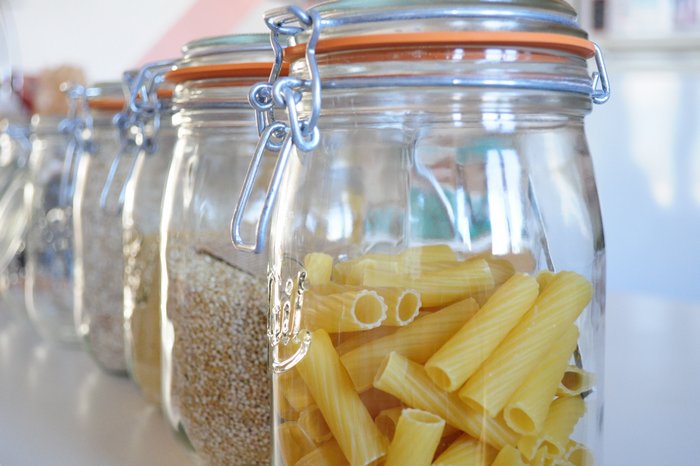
[1,292,699,466]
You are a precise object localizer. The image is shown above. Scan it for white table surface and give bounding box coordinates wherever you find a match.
[1,292,699,466]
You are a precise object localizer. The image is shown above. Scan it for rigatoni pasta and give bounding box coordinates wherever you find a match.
[504,325,580,435]
[459,272,593,416]
[373,351,518,449]
[518,396,586,460]
[490,445,527,466]
[340,297,479,391]
[557,365,595,397]
[295,439,349,466]
[302,289,387,332]
[384,409,445,466]
[295,329,387,465]
[272,247,597,466]
[431,435,497,466]
[425,273,539,392]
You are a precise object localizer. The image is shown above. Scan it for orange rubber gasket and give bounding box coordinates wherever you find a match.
[87,98,124,111]
[284,32,596,62]
[156,88,174,99]
[165,62,288,84]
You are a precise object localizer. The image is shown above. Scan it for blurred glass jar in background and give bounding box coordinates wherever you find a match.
[0,120,31,318]
[24,112,80,345]
[160,34,278,464]
[240,2,611,465]
[73,82,129,374]
[121,61,176,404]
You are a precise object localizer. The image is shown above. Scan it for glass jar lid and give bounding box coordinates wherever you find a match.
[85,81,125,112]
[269,0,587,42]
[166,33,281,84]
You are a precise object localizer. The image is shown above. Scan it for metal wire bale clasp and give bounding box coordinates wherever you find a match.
[98,60,174,213]
[58,84,93,208]
[591,43,611,105]
[230,121,294,254]
[233,5,323,258]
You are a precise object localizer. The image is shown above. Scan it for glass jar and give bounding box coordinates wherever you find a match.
[73,82,130,374]
[160,34,278,464]
[238,2,610,465]
[24,114,80,344]
[122,61,177,404]
[0,120,30,317]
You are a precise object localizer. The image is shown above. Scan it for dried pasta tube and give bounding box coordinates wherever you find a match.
[557,365,595,397]
[426,273,539,392]
[537,270,557,289]
[295,439,349,466]
[373,352,518,449]
[275,388,299,421]
[376,406,458,443]
[279,369,315,412]
[432,434,497,466]
[298,405,332,444]
[518,396,586,460]
[302,289,387,333]
[376,288,422,326]
[296,329,387,466]
[334,326,399,356]
[490,445,527,466]
[341,298,479,392]
[484,256,516,285]
[304,252,334,285]
[504,325,580,435]
[566,440,594,466]
[385,409,445,466]
[400,244,458,265]
[459,272,593,416]
[276,421,315,466]
[347,258,400,285]
[362,259,494,307]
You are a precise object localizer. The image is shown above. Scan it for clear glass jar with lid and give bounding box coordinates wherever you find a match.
[160,34,279,464]
[235,1,610,465]
[121,61,177,404]
[24,111,81,345]
[73,82,130,374]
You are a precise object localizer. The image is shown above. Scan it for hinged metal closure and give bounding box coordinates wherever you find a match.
[98,60,174,213]
[58,84,93,208]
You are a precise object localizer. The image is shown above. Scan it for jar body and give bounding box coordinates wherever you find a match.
[24,119,79,344]
[161,108,274,464]
[0,124,30,318]
[122,124,176,404]
[268,87,605,465]
[73,118,129,373]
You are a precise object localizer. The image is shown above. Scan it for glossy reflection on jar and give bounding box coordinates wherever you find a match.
[245,2,609,465]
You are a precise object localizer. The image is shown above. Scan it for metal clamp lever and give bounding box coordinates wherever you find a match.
[230,121,293,254]
[591,43,611,105]
[98,60,174,213]
[58,84,92,208]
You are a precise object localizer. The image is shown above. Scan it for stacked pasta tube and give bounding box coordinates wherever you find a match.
[274,245,595,466]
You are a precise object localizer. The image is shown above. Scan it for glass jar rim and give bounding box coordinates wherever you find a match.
[283,31,596,63]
